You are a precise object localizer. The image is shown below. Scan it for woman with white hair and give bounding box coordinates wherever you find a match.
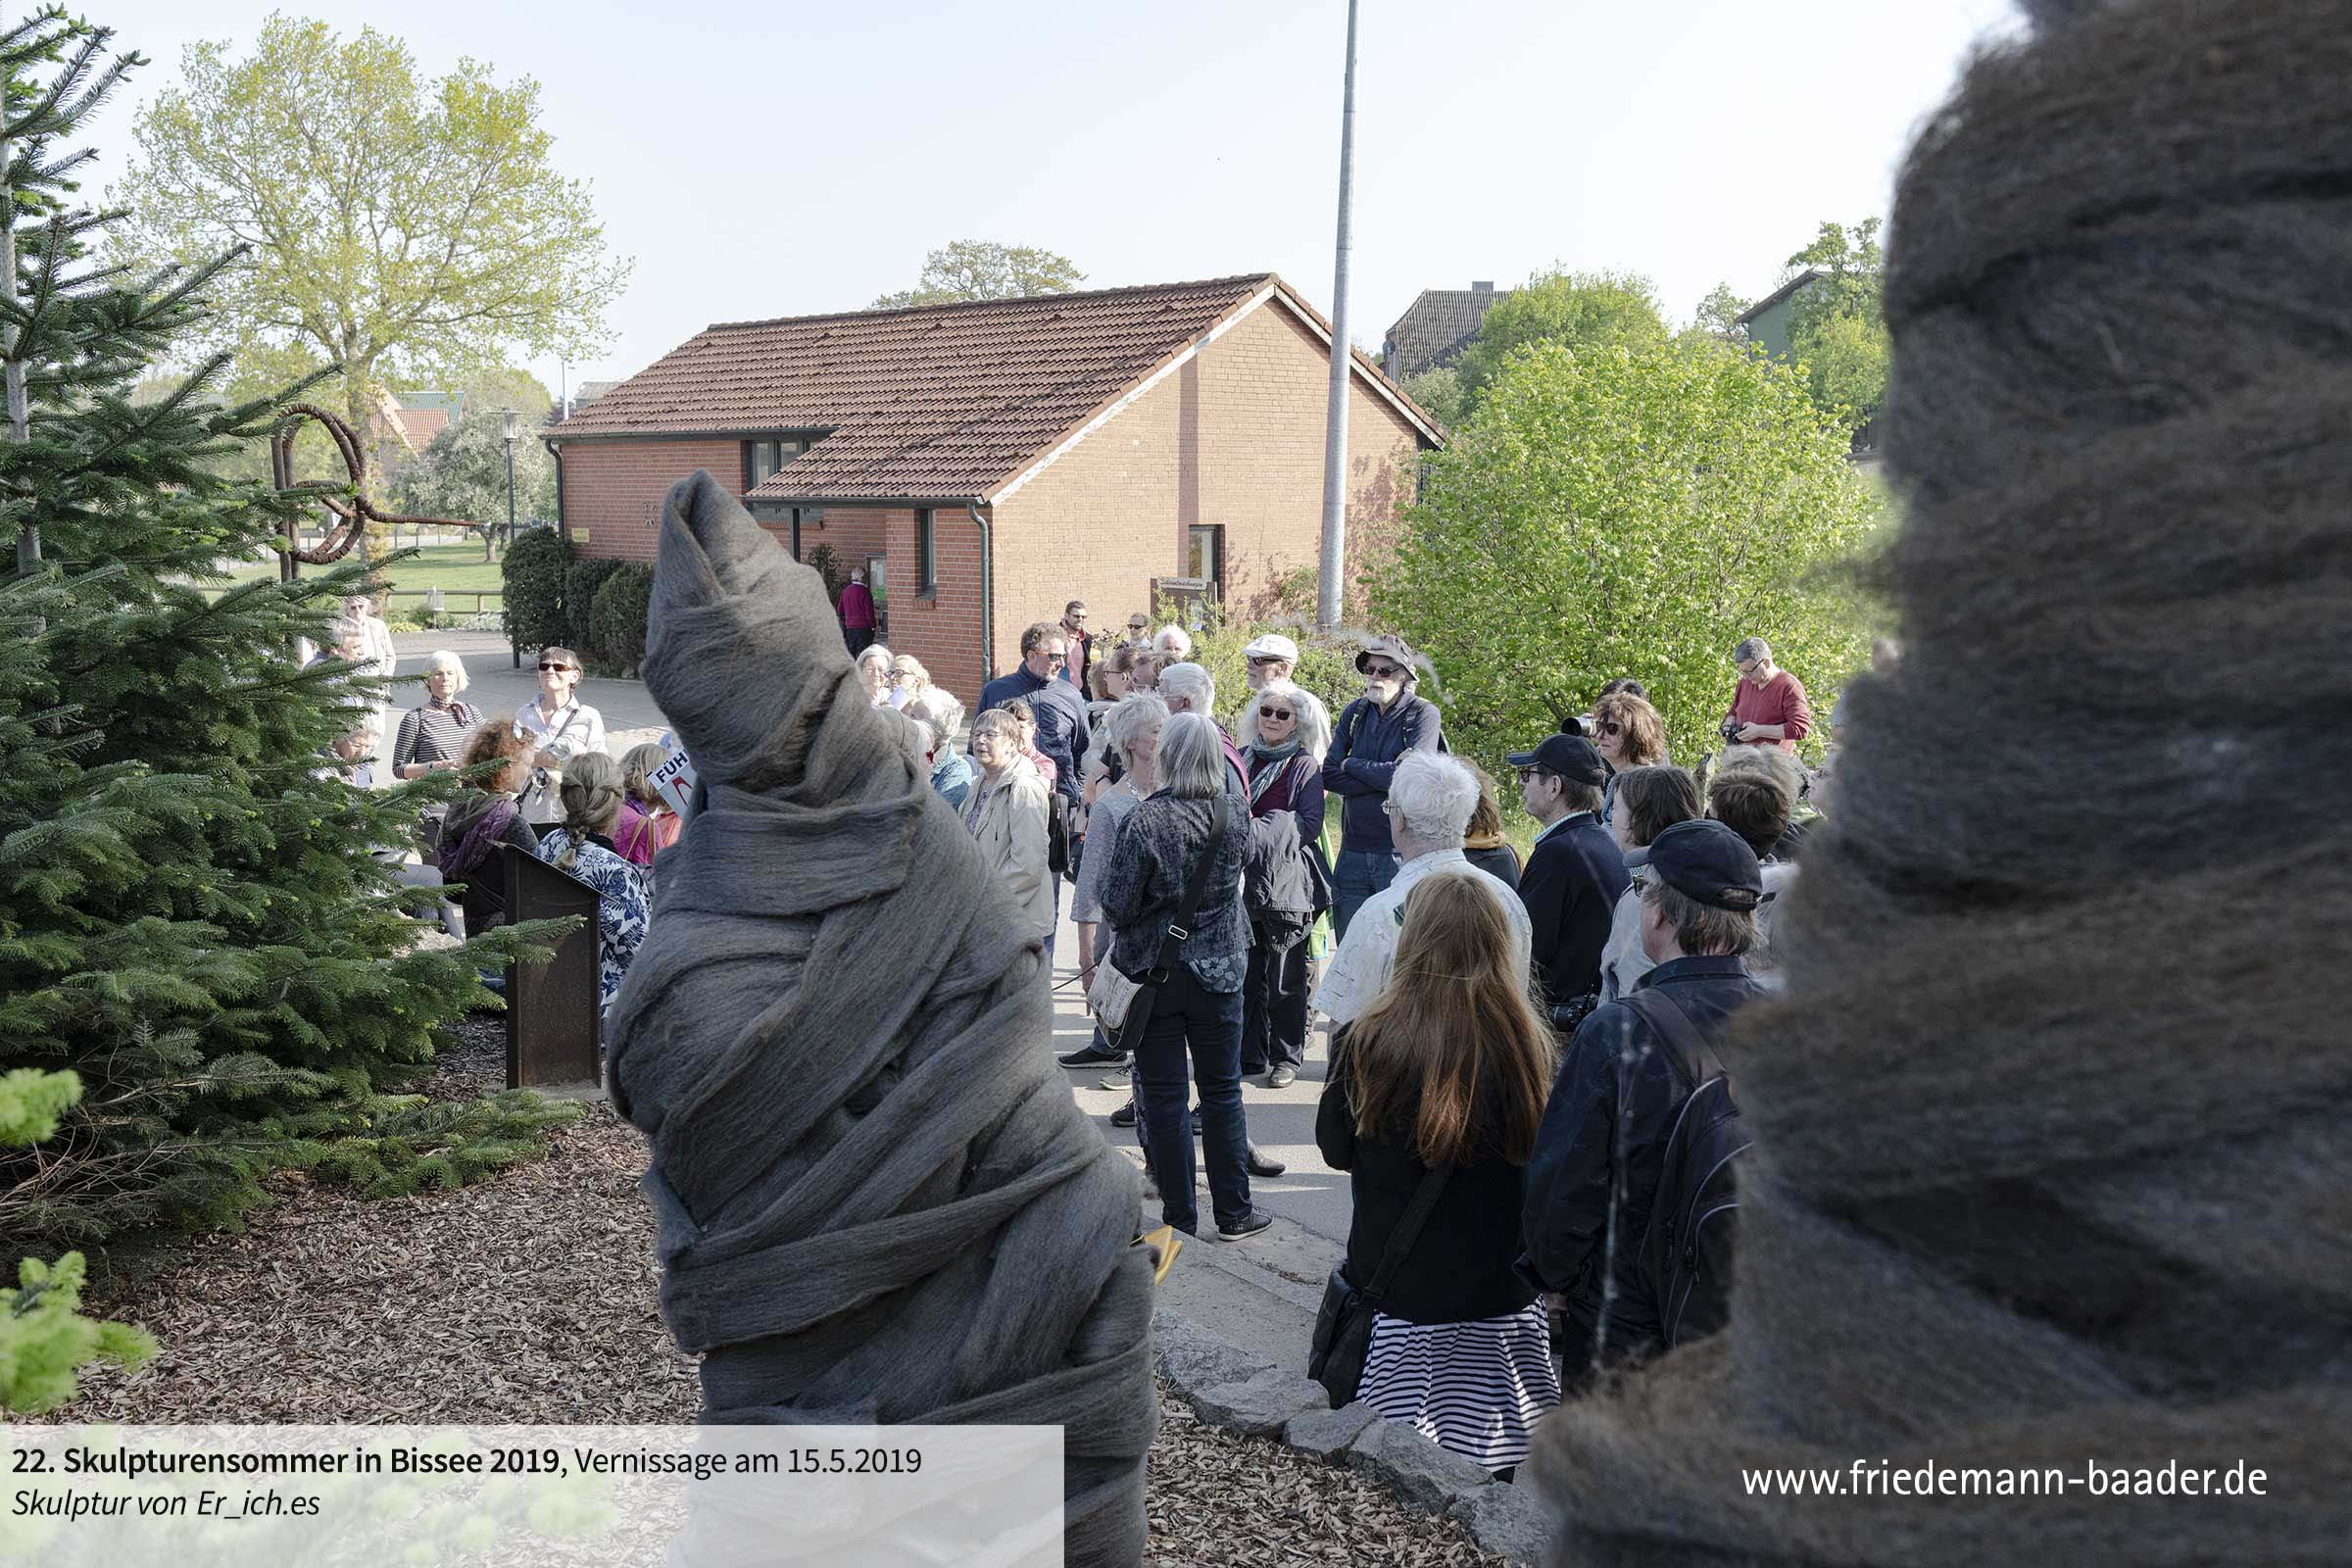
[342,592,397,712]
[1235,679,1333,1087]
[392,649,482,781]
[1098,711,1270,1241]
[1153,624,1193,663]
[964,709,1054,948]
[1062,695,1168,1070]
[855,642,895,707]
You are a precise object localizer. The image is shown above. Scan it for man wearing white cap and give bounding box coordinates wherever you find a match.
[1241,632,1298,693]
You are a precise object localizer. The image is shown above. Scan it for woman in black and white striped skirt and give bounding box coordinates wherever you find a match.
[1315,870,1562,1476]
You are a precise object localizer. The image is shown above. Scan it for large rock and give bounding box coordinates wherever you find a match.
[1345,1418,1498,1513]
[1154,1318,1273,1397]
[1283,1400,1378,1460]
[1189,1368,1329,1438]
[1447,1480,1554,1563]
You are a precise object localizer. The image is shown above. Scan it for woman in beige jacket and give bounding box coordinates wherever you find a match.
[963,710,1055,944]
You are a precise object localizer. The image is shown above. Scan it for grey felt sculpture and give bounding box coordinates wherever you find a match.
[1530,1,2352,1561]
[607,471,1155,1563]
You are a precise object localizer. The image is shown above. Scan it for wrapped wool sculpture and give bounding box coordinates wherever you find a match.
[1531,1,2352,1562]
[608,472,1155,1563]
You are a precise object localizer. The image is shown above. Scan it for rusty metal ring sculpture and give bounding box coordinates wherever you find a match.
[270,402,482,564]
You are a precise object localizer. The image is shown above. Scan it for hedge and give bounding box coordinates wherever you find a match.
[500,527,571,654]
[564,557,625,656]
[587,564,656,675]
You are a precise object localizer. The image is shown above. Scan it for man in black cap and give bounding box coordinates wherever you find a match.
[1509,726,1631,1024]
[1519,817,1768,1383]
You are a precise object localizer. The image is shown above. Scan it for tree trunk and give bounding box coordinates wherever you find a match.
[4,130,32,577]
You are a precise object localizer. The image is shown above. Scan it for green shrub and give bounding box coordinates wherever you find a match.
[804,542,845,607]
[500,526,570,653]
[1159,606,1369,733]
[564,557,625,654]
[587,564,656,674]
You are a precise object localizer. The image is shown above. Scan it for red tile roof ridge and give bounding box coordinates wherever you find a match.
[702,272,1277,334]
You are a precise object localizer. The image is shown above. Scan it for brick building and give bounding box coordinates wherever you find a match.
[549,274,1442,700]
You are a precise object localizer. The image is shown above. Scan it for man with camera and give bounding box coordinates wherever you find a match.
[1721,636,1812,756]
[1510,728,1631,1032]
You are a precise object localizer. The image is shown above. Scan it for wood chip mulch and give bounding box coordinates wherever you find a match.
[44,1019,1505,1564]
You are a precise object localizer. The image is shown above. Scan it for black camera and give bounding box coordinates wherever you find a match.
[1549,993,1599,1033]
[1720,716,1743,744]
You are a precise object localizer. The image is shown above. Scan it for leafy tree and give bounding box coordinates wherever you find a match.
[1372,337,1882,770]
[395,404,557,558]
[1453,268,1668,416]
[871,241,1084,308]
[1399,365,1465,428]
[1782,218,1887,427]
[1688,282,1753,344]
[111,16,628,548]
[1,11,576,1254]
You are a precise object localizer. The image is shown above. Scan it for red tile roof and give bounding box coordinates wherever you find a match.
[553,273,1432,504]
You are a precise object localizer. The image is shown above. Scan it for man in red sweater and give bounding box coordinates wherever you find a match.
[838,566,876,655]
[1723,636,1811,756]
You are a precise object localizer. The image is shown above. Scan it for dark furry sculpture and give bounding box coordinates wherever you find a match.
[1529,2,2352,1561]
[608,472,1156,1563]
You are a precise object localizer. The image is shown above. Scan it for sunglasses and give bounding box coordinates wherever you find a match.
[1596,719,1624,736]
[537,662,577,673]
[1258,707,1294,721]
[1364,663,1403,680]
[1247,655,1283,666]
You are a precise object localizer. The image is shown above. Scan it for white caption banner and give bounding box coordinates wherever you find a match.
[3,1424,1062,1565]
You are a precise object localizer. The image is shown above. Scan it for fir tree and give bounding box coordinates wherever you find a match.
[0,9,576,1256]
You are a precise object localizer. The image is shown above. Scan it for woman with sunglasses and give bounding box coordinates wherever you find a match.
[1235,680,1333,1089]
[1591,689,1669,829]
[514,645,609,825]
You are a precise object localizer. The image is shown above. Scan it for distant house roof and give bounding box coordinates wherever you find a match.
[1735,270,1825,327]
[571,380,620,407]
[557,274,1440,505]
[384,391,466,453]
[1381,283,1511,380]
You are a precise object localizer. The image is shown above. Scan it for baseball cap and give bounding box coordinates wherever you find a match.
[1243,632,1300,663]
[1645,819,1764,910]
[1505,731,1605,785]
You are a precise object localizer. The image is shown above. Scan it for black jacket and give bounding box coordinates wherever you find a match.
[1242,808,1332,946]
[1323,691,1444,854]
[1464,842,1521,891]
[1518,955,1763,1362]
[1516,811,1630,1009]
[1317,1034,1538,1325]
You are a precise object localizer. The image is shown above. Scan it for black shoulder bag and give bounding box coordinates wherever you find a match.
[1108,797,1237,1054]
[1307,1159,1454,1407]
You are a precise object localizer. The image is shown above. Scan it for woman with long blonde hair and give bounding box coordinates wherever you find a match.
[1315,871,1561,1475]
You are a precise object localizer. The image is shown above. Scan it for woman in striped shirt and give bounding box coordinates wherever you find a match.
[1316,871,1562,1477]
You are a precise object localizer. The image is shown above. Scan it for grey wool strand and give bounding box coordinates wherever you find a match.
[607,471,1155,1562]
[1530,2,2352,1562]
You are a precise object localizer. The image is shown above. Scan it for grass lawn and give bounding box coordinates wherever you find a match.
[211,542,506,610]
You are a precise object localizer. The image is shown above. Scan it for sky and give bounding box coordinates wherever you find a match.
[87,0,2026,400]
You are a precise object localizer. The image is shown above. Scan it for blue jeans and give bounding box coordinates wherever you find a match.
[1132,966,1250,1235]
[1331,848,1399,944]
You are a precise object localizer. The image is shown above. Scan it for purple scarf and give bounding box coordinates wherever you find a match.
[438,794,519,879]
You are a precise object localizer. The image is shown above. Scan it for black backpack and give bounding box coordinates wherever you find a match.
[1620,987,1753,1350]
[1046,793,1072,878]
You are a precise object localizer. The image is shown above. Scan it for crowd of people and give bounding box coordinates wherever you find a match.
[332,588,1844,1481]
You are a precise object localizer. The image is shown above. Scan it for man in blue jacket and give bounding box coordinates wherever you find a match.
[979,620,1090,813]
[1321,633,1444,940]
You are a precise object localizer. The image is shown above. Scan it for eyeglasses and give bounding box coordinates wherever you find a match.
[1737,661,1762,677]
[1596,719,1624,736]
[1364,662,1403,680]
[537,662,577,673]
[1515,765,1552,784]
[1044,648,1067,662]
[1257,707,1294,720]
[1247,655,1283,666]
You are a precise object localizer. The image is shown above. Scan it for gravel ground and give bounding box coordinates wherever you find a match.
[45,1019,1504,1565]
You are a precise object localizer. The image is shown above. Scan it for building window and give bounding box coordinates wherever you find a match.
[1186,524,1224,592]
[743,437,808,490]
[915,509,936,593]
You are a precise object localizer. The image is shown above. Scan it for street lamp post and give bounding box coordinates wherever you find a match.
[501,408,519,554]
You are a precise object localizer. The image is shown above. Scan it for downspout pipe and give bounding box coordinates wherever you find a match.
[966,498,994,681]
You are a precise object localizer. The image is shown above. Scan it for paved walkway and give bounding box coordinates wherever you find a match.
[371,630,1358,1264]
